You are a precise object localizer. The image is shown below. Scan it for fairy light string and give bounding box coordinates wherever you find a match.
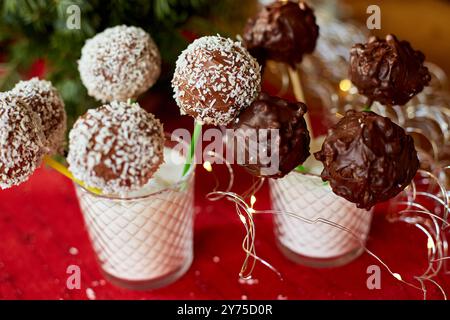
[202,149,450,299]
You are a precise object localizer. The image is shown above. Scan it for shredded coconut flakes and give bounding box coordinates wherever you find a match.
[68,101,165,194]
[172,35,261,126]
[78,25,161,103]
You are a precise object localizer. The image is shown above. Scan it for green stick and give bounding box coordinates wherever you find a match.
[182,121,202,176]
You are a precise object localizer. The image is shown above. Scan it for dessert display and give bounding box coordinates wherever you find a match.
[78,25,161,102]
[243,1,319,66]
[314,110,419,209]
[172,35,261,126]
[232,93,311,178]
[0,0,447,297]
[13,77,67,155]
[67,101,164,195]
[349,34,431,106]
[0,92,46,189]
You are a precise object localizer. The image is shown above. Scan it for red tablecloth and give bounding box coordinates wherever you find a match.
[0,162,449,300]
[0,79,449,300]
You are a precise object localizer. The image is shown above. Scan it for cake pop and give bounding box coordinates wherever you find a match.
[78,25,161,102]
[233,93,310,178]
[67,101,164,194]
[0,92,46,189]
[349,34,431,106]
[13,77,67,155]
[314,110,419,209]
[172,35,261,126]
[243,1,319,66]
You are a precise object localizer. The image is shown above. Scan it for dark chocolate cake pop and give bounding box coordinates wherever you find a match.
[232,93,310,178]
[314,110,419,209]
[349,34,431,106]
[79,25,161,102]
[243,1,319,66]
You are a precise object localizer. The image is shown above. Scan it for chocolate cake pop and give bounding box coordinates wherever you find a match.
[67,101,164,194]
[349,34,431,106]
[233,93,310,178]
[314,110,419,209]
[78,25,161,102]
[172,35,261,126]
[0,92,46,189]
[13,78,67,155]
[243,1,319,66]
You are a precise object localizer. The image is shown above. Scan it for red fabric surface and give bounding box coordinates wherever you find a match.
[0,67,448,300]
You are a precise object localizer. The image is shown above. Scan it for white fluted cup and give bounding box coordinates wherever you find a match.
[75,137,195,290]
[270,172,373,267]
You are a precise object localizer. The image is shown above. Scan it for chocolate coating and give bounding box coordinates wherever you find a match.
[314,110,419,209]
[243,1,319,66]
[232,93,310,178]
[172,36,261,126]
[349,34,431,106]
[13,77,67,155]
[68,101,164,195]
[0,92,45,189]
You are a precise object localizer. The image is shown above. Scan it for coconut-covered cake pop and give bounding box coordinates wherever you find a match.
[243,1,319,66]
[314,110,419,209]
[233,93,310,178]
[0,92,46,189]
[78,25,161,102]
[349,34,431,106]
[67,101,164,194]
[13,77,67,155]
[172,35,261,126]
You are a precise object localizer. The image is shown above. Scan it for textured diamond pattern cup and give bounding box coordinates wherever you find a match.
[75,138,195,290]
[270,172,373,267]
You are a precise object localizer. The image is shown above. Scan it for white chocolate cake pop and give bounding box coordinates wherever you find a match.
[67,101,164,194]
[0,92,46,189]
[78,25,161,102]
[172,35,261,126]
[13,77,67,155]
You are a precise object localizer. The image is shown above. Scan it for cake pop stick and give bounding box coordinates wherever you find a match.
[67,101,165,195]
[287,66,313,134]
[43,156,102,195]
